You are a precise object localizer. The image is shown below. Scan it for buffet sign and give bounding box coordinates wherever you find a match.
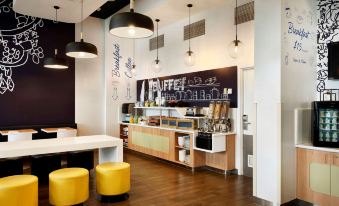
[136,66,238,108]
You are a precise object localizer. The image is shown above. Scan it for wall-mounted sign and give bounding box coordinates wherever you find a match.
[137,66,238,108]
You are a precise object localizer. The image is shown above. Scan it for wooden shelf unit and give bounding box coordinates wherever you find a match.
[120,124,129,148]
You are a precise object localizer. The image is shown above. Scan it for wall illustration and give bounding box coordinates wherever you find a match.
[317,0,339,98]
[0,0,75,127]
[111,42,134,101]
[283,1,316,68]
[0,0,44,94]
[137,67,238,108]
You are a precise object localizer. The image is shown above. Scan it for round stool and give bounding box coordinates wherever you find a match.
[96,162,130,202]
[0,175,38,206]
[49,168,89,206]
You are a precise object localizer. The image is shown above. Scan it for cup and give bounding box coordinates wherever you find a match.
[179,150,186,162]
[178,136,185,147]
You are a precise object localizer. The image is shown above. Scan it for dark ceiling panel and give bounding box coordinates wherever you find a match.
[90,0,129,19]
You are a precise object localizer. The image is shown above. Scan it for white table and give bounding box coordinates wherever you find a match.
[0,135,123,163]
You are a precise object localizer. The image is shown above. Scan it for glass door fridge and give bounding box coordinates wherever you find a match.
[312,101,339,148]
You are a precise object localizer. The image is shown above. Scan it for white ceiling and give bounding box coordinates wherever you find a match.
[13,0,108,23]
[12,0,252,26]
[131,0,252,27]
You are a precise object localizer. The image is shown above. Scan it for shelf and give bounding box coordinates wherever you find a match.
[183,116,207,119]
[134,106,178,110]
[175,146,190,150]
[173,160,191,167]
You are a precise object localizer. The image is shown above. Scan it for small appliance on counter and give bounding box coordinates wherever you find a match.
[312,101,339,148]
[122,103,134,123]
[185,107,204,117]
[195,132,226,153]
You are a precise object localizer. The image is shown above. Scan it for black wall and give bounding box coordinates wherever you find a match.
[0,0,75,127]
[137,66,238,108]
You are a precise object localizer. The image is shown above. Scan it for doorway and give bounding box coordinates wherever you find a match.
[241,68,255,178]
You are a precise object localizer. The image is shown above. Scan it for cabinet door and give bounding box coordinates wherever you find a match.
[310,163,331,195]
[331,165,339,198]
[331,153,339,206]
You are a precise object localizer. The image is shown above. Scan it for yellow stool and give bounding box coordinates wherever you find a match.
[0,175,38,206]
[96,162,130,201]
[49,168,89,206]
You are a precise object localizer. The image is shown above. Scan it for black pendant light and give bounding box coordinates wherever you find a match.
[228,0,244,59]
[44,6,68,69]
[109,0,154,38]
[152,19,161,72]
[185,4,194,66]
[66,0,98,58]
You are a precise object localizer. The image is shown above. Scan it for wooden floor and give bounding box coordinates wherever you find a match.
[38,151,261,206]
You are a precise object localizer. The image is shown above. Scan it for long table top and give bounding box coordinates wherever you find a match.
[0,129,37,136]
[0,135,122,159]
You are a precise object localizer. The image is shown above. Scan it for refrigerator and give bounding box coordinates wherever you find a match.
[312,101,339,148]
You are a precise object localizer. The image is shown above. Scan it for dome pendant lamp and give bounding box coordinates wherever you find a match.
[228,0,244,59]
[66,0,98,58]
[152,19,161,73]
[185,4,195,66]
[109,0,154,38]
[44,6,68,69]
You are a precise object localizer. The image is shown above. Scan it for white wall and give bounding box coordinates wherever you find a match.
[75,17,106,135]
[104,18,137,137]
[281,0,317,203]
[254,0,282,204]
[135,2,254,80]
[134,1,254,172]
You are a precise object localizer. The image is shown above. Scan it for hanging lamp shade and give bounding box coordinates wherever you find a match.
[109,0,154,38]
[44,55,68,69]
[185,4,195,66]
[228,0,244,59]
[65,0,98,59]
[66,39,98,58]
[43,6,68,69]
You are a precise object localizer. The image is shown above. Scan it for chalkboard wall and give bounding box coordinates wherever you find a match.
[0,0,75,127]
[137,66,238,108]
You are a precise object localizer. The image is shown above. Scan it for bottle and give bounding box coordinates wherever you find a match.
[130,115,134,124]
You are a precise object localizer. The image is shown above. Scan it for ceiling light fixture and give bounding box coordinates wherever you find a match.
[109,0,154,38]
[66,0,98,58]
[228,0,244,59]
[43,6,68,69]
[152,19,161,73]
[185,4,194,66]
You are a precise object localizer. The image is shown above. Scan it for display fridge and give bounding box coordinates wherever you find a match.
[312,101,339,148]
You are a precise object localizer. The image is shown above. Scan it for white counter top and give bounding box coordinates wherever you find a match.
[120,122,236,136]
[296,143,339,154]
[0,135,123,163]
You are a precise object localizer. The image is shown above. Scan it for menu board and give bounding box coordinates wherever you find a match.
[136,66,238,108]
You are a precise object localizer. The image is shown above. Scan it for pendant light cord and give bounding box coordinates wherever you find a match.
[156,19,159,61]
[235,0,238,42]
[188,5,191,52]
[81,0,83,40]
[55,7,58,23]
[130,0,135,12]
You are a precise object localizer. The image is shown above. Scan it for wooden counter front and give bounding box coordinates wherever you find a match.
[125,124,235,171]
